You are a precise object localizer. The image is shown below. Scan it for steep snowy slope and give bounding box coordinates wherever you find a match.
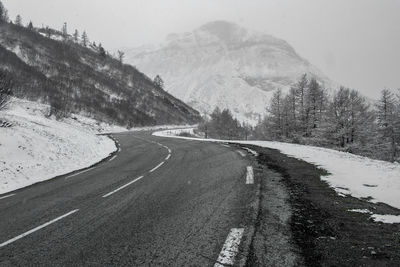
[125,21,335,124]
[0,99,120,194]
[0,22,200,127]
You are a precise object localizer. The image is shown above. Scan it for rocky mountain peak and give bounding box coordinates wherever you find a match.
[124,21,335,124]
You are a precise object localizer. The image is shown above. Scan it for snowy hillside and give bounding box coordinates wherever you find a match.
[0,22,201,127]
[154,129,400,223]
[125,21,336,124]
[0,99,122,194]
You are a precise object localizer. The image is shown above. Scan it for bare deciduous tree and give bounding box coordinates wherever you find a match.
[117,50,125,64]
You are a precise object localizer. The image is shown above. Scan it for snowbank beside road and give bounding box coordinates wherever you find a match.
[154,129,400,216]
[0,99,119,194]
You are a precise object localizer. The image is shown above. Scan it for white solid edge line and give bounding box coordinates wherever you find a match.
[0,209,79,248]
[109,155,117,162]
[149,161,165,173]
[65,167,93,179]
[244,147,258,156]
[165,154,171,160]
[237,150,246,157]
[214,228,245,267]
[102,176,144,198]
[0,194,15,200]
[246,166,254,184]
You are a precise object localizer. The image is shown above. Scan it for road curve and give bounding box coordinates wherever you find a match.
[0,131,256,266]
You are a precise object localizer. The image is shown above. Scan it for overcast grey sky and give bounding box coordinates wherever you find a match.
[3,0,400,99]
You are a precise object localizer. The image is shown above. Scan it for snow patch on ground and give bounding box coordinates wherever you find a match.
[348,209,400,224]
[348,209,372,214]
[0,99,119,194]
[154,129,400,222]
[371,214,400,224]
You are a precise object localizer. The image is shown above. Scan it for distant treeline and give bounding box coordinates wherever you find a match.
[198,108,252,140]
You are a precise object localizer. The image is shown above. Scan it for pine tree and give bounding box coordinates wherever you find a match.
[73,29,79,42]
[209,107,222,138]
[326,87,372,148]
[376,89,398,161]
[305,78,326,136]
[281,95,292,137]
[0,1,4,22]
[267,88,284,138]
[295,73,308,133]
[286,87,297,134]
[98,43,106,57]
[153,75,164,89]
[15,14,22,26]
[27,21,33,30]
[45,26,52,38]
[204,108,244,139]
[394,90,400,159]
[81,31,88,46]
[0,0,9,22]
[61,22,68,40]
[348,90,372,144]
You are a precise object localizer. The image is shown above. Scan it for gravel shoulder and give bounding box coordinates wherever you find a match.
[241,144,400,267]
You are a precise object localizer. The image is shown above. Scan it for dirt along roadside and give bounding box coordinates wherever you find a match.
[236,144,304,267]
[242,144,400,267]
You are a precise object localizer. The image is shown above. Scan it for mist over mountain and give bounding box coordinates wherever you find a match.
[124,21,336,124]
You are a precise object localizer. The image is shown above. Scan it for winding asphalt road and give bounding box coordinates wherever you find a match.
[0,131,256,266]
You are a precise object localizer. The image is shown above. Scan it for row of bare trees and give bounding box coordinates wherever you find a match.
[255,74,400,162]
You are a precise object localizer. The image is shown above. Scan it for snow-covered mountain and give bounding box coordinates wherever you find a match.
[124,21,335,124]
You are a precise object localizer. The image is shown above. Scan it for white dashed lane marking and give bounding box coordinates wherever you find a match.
[237,150,246,157]
[102,176,144,198]
[243,147,258,156]
[0,209,79,248]
[214,228,245,267]
[246,166,254,184]
[102,139,172,198]
[149,161,165,173]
